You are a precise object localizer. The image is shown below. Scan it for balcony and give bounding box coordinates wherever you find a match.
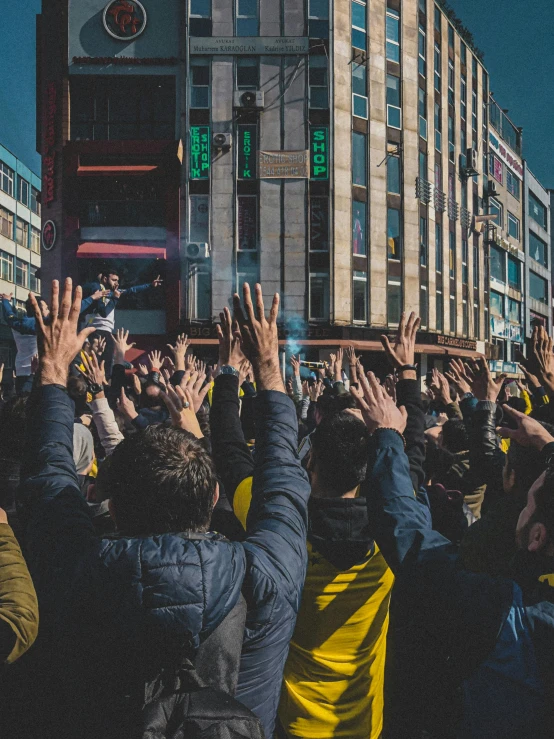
[434,189,446,213]
[80,200,166,242]
[447,199,459,222]
[460,207,472,230]
[415,177,433,205]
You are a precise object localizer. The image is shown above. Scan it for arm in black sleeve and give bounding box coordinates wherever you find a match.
[210,374,254,504]
[396,378,426,491]
[468,400,506,505]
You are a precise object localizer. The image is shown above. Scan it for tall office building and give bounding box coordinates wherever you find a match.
[523,166,551,345]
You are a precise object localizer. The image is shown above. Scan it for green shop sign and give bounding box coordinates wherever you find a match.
[238,124,257,179]
[310,126,329,180]
[190,126,210,179]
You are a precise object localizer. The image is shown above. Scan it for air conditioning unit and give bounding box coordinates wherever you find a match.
[185,242,210,259]
[465,147,479,174]
[233,90,265,109]
[213,132,232,150]
[487,180,500,198]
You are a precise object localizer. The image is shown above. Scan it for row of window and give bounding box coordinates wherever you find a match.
[0,250,40,291]
[0,162,40,214]
[489,154,521,199]
[0,206,41,252]
[490,290,521,323]
[488,198,521,243]
[489,244,522,290]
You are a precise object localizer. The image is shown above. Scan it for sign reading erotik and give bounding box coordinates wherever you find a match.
[189,126,210,180]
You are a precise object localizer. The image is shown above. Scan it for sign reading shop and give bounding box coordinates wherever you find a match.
[103,0,147,40]
[190,37,309,55]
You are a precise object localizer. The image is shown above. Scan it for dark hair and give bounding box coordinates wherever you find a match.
[532,469,554,540]
[442,419,469,454]
[101,270,119,280]
[25,295,45,318]
[310,411,370,495]
[108,426,218,535]
[506,421,554,499]
[316,391,356,421]
[424,441,456,485]
[0,396,27,460]
[507,397,527,414]
[68,375,89,417]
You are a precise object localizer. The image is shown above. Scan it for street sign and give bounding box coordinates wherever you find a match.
[189,37,309,55]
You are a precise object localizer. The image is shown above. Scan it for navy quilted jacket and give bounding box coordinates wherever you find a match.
[7,384,310,739]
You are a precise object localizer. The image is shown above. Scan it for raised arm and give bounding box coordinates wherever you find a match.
[1,295,35,334]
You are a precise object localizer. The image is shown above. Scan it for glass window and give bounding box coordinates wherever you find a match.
[448,113,455,162]
[0,251,13,282]
[387,281,402,324]
[352,63,368,118]
[236,0,258,36]
[450,294,456,333]
[310,196,329,251]
[434,102,442,151]
[435,7,441,31]
[449,231,455,278]
[0,162,14,197]
[237,58,259,89]
[190,60,210,108]
[387,151,400,194]
[435,220,443,272]
[529,271,548,304]
[190,194,209,242]
[420,215,427,266]
[17,177,29,206]
[31,187,40,216]
[237,195,257,250]
[436,290,443,331]
[474,302,479,338]
[507,212,520,240]
[188,263,212,319]
[309,56,328,108]
[30,265,40,294]
[418,25,426,76]
[490,245,505,282]
[508,298,520,324]
[419,0,426,12]
[310,272,330,319]
[15,218,28,247]
[0,205,13,239]
[448,24,454,47]
[462,299,468,336]
[529,192,548,229]
[309,0,329,36]
[460,75,467,120]
[460,42,467,65]
[352,132,367,187]
[353,271,367,322]
[420,286,428,327]
[489,198,503,227]
[386,9,400,62]
[352,0,367,50]
[448,60,454,105]
[472,56,478,78]
[490,153,503,184]
[419,88,427,139]
[189,0,212,36]
[15,258,28,287]
[434,44,441,92]
[352,200,367,255]
[31,226,40,254]
[508,256,520,290]
[419,150,427,182]
[529,231,547,267]
[386,75,401,128]
[506,170,520,199]
[462,238,468,283]
[473,243,479,287]
[387,207,401,259]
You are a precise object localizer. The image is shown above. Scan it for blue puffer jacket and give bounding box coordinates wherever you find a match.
[3,383,310,739]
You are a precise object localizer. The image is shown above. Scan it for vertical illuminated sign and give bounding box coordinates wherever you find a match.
[190,126,210,179]
[238,124,257,179]
[310,126,329,180]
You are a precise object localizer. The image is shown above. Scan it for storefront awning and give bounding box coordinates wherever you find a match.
[76,242,166,259]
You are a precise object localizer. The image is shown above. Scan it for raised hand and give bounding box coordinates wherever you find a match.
[117,387,138,421]
[80,351,107,389]
[0,362,3,384]
[216,306,247,371]
[111,328,136,365]
[384,374,398,403]
[31,278,96,387]
[232,283,284,393]
[94,335,106,357]
[334,348,344,382]
[467,357,504,402]
[436,371,452,406]
[497,405,554,450]
[166,333,190,371]
[381,312,420,377]
[90,289,104,301]
[151,274,163,288]
[185,352,196,372]
[309,379,323,402]
[445,358,473,396]
[132,373,142,396]
[290,354,301,377]
[138,363,149,377]
[148,350,162,372]
[350,370,407,435]
[161,384,203,439]
[518,363,541,390]
[530,325,554,395]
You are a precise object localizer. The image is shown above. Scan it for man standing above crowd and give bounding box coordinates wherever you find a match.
[1,293,49,393]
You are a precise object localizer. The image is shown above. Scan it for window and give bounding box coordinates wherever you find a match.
[472,56,478,78]
[462,299,468,336]
[448,60,454,105]
[472,90,477,132]
[529,192,548,229]
[460,75,467,120]
[418,25,426,76]
[31,187,40,216]
[31,227,40,254]
[462,238,468,283]
[489,197,503,227]
[508,298,520,324]
[352,0,367,50]
[310,197,329,251]
[190,194,209,242]
[0,162,14,197]
[490,153,503,184]
[189,0,212,36]
[353,271,368,322]
[434,44,441,92]
[387,281,402,324]
[448,24,454,47]
[507,212,520,241]
[309,56,328,108]
[420,286,428,327]
[352,63,368,118]
[435,162,442,190]
[506,170,520,199]
[473,243,479,287]
[490,245,505,282]
[352,200,367,255]
[419,0,426,12]
[387,150,400,194]
[190,60,210,108]
[0,205,13,239]
[308,0,329,37]
[420,215,427,266]
[386,75,401,128]
[474,302,479,338]
[30,265,40,294]
[236,58,259,89]
[449,294,456,333]
[484,305,490,341]
[460,42,467,66]
[387,207,401,259]
[508,256,520,290]
[419,87,427,139]
[352,132,367,186]
[530,272,548,304]
[448,113,455,162]
[15,218,28,247]
[0,251,13,282]
[435,102,442,151]
[436,290,443,331]
[188,263,211,319]
[236,0,258,36]
[435,220,443,272]
[449,231,455,278]
[310,272,330,319]
[529,231,547,267]
[386,9,400,62]
[419,150,427,182]
[15,258,28,287]
[434,7,441,31]
[17,177,29,207]
[237,195,257,250]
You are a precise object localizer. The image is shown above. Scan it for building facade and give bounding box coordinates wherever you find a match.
[37,0,498,361]
[0,144,42,373]
[523,165,551,342]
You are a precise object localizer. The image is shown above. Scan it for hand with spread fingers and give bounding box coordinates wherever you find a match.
[117,387,138,421]
[445,358,473,396]
[290,354,301,377]
[334,348,344,383]
[380,312,420,379]
[346,346,358,384]
[93,335,106,357]
[79,351,107,394]
[216,306,247,372]
[232,283,284,393]
[148,350,163,373]
[518,363,541,390]
[530,325,554,395]
[161,384,203,439]
[497,405,554,451]
[384,374,398,403]
[166,333,190,372]
[436,371,453,406]
[350,370,408,435]
[183,367,210,413]
[467,357,504,402]
[111,328,136,366]
[132,373,142,396]
[138,363,149,377]
[32,278,96,387]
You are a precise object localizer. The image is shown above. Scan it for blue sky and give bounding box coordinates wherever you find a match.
[0,0,552,186]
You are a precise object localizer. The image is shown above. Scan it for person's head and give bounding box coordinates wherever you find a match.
[25,295,49,320]
[68,375,90,417]
[106,426,219,535]
[100,271,120,291]
[307,411,370,497]
[314,391,357,426]
[503,421,554,496]
[441,419,469,454]
[73,423,95,476]
[516,470,554,555]
[507,397,527,414]
[141,381,162,408]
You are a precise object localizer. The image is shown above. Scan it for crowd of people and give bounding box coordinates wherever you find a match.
[0,276,553,738]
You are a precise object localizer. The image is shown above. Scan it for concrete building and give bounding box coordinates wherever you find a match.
[523,165,551,342]
[36,0,495,362]
[0,143,42,375]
